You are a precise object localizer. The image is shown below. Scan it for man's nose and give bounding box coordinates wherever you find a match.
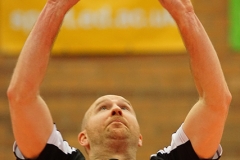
[111,105,122,116]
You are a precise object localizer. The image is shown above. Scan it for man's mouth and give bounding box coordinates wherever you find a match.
[108,118,127,127]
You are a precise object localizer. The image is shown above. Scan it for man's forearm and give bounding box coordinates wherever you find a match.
[175,11,231,104]
[8,3,68,100]
[158,0,230,103]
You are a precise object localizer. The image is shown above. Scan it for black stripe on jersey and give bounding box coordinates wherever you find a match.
[15,144,85,160]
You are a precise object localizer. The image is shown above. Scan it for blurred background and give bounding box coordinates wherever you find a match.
[0,0,239,159]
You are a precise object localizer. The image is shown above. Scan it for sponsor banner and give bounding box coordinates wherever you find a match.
[229,0,240,51]
[0,0,185,55]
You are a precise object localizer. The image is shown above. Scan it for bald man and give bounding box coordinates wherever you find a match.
[7,0,231,160]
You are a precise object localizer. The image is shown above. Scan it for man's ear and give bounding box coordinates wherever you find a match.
[138,134,143,147]
[78,131,89,147]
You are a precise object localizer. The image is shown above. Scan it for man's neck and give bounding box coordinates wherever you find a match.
[88,139,137,160]
[88,149,136,160]
[88,154,134,160]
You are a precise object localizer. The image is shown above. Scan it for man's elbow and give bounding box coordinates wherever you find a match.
[224,89,232,109]
[216,88,232,114]
[7,85,30,107]
[7,85,20,106]
[205,88,232,114]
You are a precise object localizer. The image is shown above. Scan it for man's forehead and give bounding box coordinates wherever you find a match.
[84,95,132,117]
[93,95,132,106]
[89,95,132,109]
[82,95,137,128]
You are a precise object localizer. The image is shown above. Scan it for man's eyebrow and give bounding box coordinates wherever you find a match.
[94,98,132,108]
[121,98,132,107]
[95,99,109,108]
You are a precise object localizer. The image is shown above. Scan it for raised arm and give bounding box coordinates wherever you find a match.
[7,0,79,158]
[158,0,232,159]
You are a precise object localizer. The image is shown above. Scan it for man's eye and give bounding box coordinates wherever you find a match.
[100,106,107,110]
[121,106,128,110]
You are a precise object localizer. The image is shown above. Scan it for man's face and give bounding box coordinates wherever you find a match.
[80,95,142,149]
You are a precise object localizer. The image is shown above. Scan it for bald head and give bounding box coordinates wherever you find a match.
[81,95,136,131]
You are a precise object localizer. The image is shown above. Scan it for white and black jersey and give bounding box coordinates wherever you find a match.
[150,124,222,160]
[13,125,85,160]
[13,124,222,160]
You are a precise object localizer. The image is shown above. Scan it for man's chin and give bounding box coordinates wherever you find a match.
[106,128,129,140]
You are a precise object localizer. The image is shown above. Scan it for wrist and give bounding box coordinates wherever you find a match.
[172,10,197,27]
[165,3,195,24]
[45,1,72,17]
